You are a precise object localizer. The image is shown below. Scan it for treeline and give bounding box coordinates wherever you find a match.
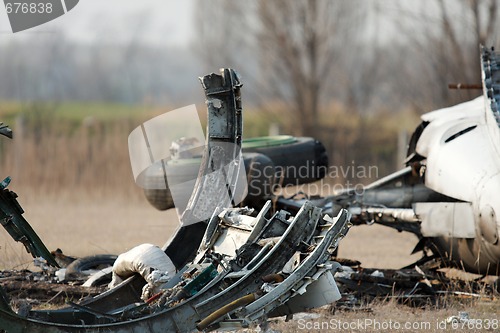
[0,39,202,106]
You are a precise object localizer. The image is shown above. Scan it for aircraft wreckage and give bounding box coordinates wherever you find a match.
[0,46,499,331]
[0,69,351,332]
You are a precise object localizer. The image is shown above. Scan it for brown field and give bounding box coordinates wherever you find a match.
[0,190,177,270]
[0,189,498,332]
[0,187,420,270]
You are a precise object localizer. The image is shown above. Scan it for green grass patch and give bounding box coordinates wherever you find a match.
[0,101,157,124]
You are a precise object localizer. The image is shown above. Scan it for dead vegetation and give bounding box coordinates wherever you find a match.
[0,270,105,311]
[270,297,500,333]
[0,101,422,199]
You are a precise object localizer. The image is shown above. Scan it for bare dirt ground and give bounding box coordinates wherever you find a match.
[0,188,420,270]
[0,190,178,270]
[0,189,498,332]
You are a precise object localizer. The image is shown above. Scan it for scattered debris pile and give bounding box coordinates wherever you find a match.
[0,270,106,311]
[1,255,498,316]
[0,250,117,311]
[333,257,499,312]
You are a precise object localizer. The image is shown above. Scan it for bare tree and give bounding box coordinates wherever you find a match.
[192,0,365,136]
[192,1,266,108]
[432,0,499,103]
[193,1,253,69]
[256,0,363,136]
[393,0,500,108]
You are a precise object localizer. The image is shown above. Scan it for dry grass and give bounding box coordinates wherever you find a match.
[1,122,138,197]
[270,298,500,332]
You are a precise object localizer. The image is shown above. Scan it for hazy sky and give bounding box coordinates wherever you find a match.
[0,0,195,46]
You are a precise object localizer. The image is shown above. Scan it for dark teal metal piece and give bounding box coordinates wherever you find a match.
[183,264,218,297]
[0,185,59,267]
